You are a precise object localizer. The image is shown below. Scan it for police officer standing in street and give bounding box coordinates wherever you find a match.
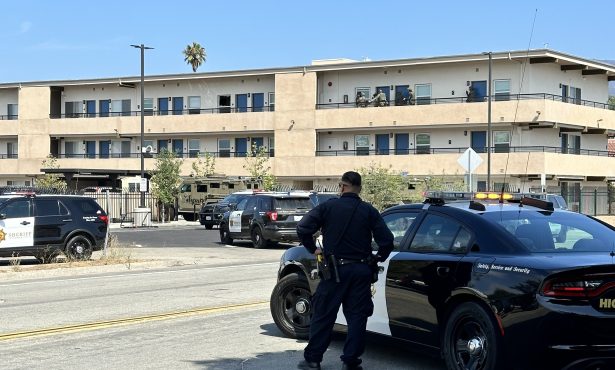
[296,171,394,370]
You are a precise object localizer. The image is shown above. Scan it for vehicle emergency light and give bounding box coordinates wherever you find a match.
[266,211,278,221]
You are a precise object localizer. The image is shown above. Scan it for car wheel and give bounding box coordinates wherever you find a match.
[65,235,93,261]
[270,273,311,339]
[442,302,503,370]
[182,213,196,222]
[251,227,267,249]
[205,224,213,230]
[219,224,233,245]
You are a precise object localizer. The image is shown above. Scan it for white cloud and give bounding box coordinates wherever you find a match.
[19,21,32,34]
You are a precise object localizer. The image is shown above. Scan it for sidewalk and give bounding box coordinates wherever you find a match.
[108,218,202,229]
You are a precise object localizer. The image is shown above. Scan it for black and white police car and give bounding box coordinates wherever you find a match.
[270,192,615,370]
[0,193,108,262]
[219,191,313,248]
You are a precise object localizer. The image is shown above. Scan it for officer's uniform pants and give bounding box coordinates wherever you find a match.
[304,262,374,366]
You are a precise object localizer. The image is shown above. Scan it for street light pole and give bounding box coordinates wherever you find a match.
[487,51,493,191]
[131,44,153,208]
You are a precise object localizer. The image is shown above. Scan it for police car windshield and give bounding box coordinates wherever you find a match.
[222,194,247,204]
[482,210,615,253]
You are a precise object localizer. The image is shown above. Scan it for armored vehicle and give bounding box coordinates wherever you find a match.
[178,175,261,221]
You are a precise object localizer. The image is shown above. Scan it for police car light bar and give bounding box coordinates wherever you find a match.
[424,191,516,204]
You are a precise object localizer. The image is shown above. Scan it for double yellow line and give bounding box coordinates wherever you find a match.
[0,301,268,341]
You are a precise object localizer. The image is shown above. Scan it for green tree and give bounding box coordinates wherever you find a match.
[356,162,406,211]
[243,143,276,190]
[182,42,207,72]
[36,155,67,190]
[149,150,183,220]
[190,151,216,177]
[608,96,615,110]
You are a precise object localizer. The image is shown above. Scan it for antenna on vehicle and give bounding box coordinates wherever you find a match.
[501,8,539,205]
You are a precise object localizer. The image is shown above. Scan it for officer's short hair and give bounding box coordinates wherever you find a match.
[341,171,362,187]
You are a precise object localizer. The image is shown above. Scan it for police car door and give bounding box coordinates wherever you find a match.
[229,198,248,234]
[386,211,468,347]
[241,197,258,236]
[0,198,35,250]
[335,210,421,336]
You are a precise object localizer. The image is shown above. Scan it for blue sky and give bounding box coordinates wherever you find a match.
[1,0,614,84]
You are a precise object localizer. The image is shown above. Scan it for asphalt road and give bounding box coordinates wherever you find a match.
[0,227,445,370]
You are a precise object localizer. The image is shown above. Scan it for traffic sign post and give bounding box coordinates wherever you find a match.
[457,148,483,192]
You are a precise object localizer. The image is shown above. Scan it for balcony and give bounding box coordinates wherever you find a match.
[49,106,274,119]
[53,151,273,159]
[0,115,18,120]
[315,93,615,131]
[316,146,615,157]
[47,109,276,136]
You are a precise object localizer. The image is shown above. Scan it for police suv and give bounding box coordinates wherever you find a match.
[0,193,108,262]
[219,192,313,248]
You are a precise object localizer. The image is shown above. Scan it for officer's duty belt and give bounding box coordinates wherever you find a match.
[336,258,368,266]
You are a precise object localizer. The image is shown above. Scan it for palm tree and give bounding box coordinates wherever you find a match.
[182,42,207,72]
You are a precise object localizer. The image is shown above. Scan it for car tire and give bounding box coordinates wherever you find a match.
[64,235,93,261]
[251,226,268,249]
[219,224,233,245]
[204,224,214,230]
[182,213,196,222]
[442,302,503,370]
[270,273,311,339]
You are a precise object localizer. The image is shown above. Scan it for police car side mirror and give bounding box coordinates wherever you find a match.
[228,203,237,211]
[0,213,6,220]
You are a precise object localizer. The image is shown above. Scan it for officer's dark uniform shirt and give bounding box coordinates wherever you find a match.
[297,193,394,261]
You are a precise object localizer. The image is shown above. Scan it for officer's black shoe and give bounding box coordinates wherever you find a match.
[341,363,363,370]
[297,360,321,370]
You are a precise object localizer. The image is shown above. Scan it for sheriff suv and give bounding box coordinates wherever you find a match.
[219,192,313,248]
[0,194,108,262]
[199,190,254,229]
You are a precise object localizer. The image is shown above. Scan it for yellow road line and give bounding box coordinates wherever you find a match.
[0,301,268,341]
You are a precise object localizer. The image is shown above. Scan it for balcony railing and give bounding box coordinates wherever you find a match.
[0,154,18,159]
[316,93,615,111]
[50,105,274,119]
[0,115,18,120]
[316,146,615,157]
[54,150,274,159]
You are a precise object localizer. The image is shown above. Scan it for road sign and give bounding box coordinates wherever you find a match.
[457,148,483,173]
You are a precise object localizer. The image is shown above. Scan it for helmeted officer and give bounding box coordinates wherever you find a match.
[296,171,394,370]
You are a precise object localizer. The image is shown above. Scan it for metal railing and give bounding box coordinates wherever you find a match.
[0,154,18,159]
[316,146,615,157]
[316,93,615,110]
[49,105,274,119]
[53,150,274,159]
[0,115,18,120]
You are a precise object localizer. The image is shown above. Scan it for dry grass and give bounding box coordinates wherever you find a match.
[9,253,22,272]
[98,234,133,269]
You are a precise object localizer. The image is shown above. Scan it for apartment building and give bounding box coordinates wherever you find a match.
[1,49,614,203]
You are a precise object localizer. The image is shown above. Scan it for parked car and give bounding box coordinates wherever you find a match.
[219,192,313,248]
[270,192,615,370]
[0,194,108,262]
[199,190,254,229]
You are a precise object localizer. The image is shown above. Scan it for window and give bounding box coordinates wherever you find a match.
[355,135,370,156]
[355,87,370,103]
[235,198,248,211]
[493,131,510,153]
[144,98,154,116]
[494,79,511,101]
[415,84,431,105]
[188,96,201,114]
[196,185,208,192]
[1,200,31,218]
[218,95,231,114]
[269,137,275,157]
[111,140,131,158]
[180,184,192,193]
[77,199,98,213]
[7,142,18,159]
[410,214,468,253]
[381,211,419,251]
[268,92,275,112]
[65,101,82,118]
[64,141,79,158]
[415,133,431,154]
[111,100,131,117]
[218,139,231,157]
[188,139,200,158]
[569,87,582,105]
[7,104,18,120]
[35,199,69,217]
[561,133,581,155]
